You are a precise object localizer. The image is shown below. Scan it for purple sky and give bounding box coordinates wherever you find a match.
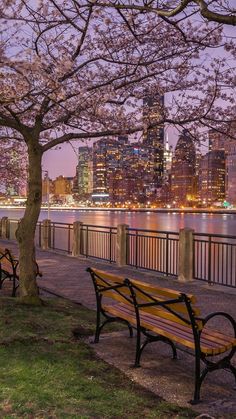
[42,26,236,180]
[42,142,80,179]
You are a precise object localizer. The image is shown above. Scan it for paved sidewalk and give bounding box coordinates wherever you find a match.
[1,239,236,417]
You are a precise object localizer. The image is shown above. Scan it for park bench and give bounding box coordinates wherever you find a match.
[0,247,42,297]
[87,267,236,404]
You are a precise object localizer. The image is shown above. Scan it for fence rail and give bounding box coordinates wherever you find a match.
[4,218,236,288]
[127,228,179,276]
[193,233,236,288]
[50,222,73,254]
[80,224,117,262]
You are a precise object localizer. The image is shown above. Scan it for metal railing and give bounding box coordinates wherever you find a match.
[5,218,236,288]
[127,228,179,276]
[194,233,236,287]
[50,222,73,254]
[80,224,117,262]
[8,219,18,240]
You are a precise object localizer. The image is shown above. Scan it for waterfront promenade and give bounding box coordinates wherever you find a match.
[1,238,236,416]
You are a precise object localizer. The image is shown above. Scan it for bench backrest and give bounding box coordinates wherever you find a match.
[125,278,202,331]
[87,267,202,332]
[87,267,131,305]
[0,247,42,277]
[0,248,18,274]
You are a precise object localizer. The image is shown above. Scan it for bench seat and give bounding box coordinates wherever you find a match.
[87,267,236,403]
[103,303,236,356]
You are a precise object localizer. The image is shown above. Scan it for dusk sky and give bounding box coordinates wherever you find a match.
[42,25,235,180]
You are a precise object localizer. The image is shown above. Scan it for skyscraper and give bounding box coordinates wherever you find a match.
[226,143,236,204]
[198,150,226,205]
[77,146,93,198]
[171,130,196,206]
[92,138,122,202]
[142,94,165,196]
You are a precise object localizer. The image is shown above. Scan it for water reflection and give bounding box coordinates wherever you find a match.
[0,208,236,235]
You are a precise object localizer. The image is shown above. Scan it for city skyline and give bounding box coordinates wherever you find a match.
[38,123,236,208]
[42,125,205,179]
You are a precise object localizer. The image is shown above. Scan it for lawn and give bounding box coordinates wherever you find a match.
[0,297,195,418]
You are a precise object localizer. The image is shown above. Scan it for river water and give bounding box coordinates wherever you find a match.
[1,208,236,235]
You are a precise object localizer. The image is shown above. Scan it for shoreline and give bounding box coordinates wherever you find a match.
[0,205,236,215]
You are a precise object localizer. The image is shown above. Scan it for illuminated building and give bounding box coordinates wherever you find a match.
[209,129,227,151]
[208,123,236,204]
[72,166,79,194]
[42,176,52,202]
[77,146,92,197]
[160,137,173,204]
[142,94,165,196]
[122,143,146,203]
[87,160,93,195]
[171,130,196,206]
[163,137,173,175]
[226,143,236,205]
[198,150,226,204]
[52,176,72,196]
[92,136,146,204]
[92,138,121,203]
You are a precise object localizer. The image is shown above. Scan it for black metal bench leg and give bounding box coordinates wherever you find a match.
[94,310,101,343]
[95,316,133,343]
[229,364,236,387]
[166,338,177,360]
[134,334,177,368]
[12,276,16,297]
[116,319,133,338]
[190,354,202,404]
[134,328,141,367]
[128,323,133,338]
[136,338,149,366]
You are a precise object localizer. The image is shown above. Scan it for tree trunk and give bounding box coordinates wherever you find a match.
[16,138,43,305]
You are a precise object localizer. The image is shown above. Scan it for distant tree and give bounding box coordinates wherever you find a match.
[0,0,235,303]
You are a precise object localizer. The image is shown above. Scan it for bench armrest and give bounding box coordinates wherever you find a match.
[202,311,236,337]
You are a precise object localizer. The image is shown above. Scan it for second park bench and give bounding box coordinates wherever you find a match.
[0,247,42,297]
[87,267,236,404]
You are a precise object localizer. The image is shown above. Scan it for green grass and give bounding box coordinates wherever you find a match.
[0,297,195,418]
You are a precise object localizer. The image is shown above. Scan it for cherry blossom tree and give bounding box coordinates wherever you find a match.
[0,0,235,302]
[96,0,236,26]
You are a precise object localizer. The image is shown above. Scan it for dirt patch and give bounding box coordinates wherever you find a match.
[89,330,236,418]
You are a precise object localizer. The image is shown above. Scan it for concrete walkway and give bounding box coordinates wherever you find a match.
[1,239,236,417]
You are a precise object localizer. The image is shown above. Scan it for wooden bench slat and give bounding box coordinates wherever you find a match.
[201,327,236,346]
[139,306,200,328]
[92,268,200,317]
[92,268,197,302]
[103,303,235,355]
[91,269,125,284]
[104,287,199,317]
[131,278,197,303]
[138,309,235,353]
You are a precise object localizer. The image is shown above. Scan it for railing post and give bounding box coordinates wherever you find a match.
[72,221,83,257]
[166,232,169,275]
[1,217,9,239]
[178,228,194,282]
[208,236,212,285]
[42,219,51,250]
[116,224,129,267]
